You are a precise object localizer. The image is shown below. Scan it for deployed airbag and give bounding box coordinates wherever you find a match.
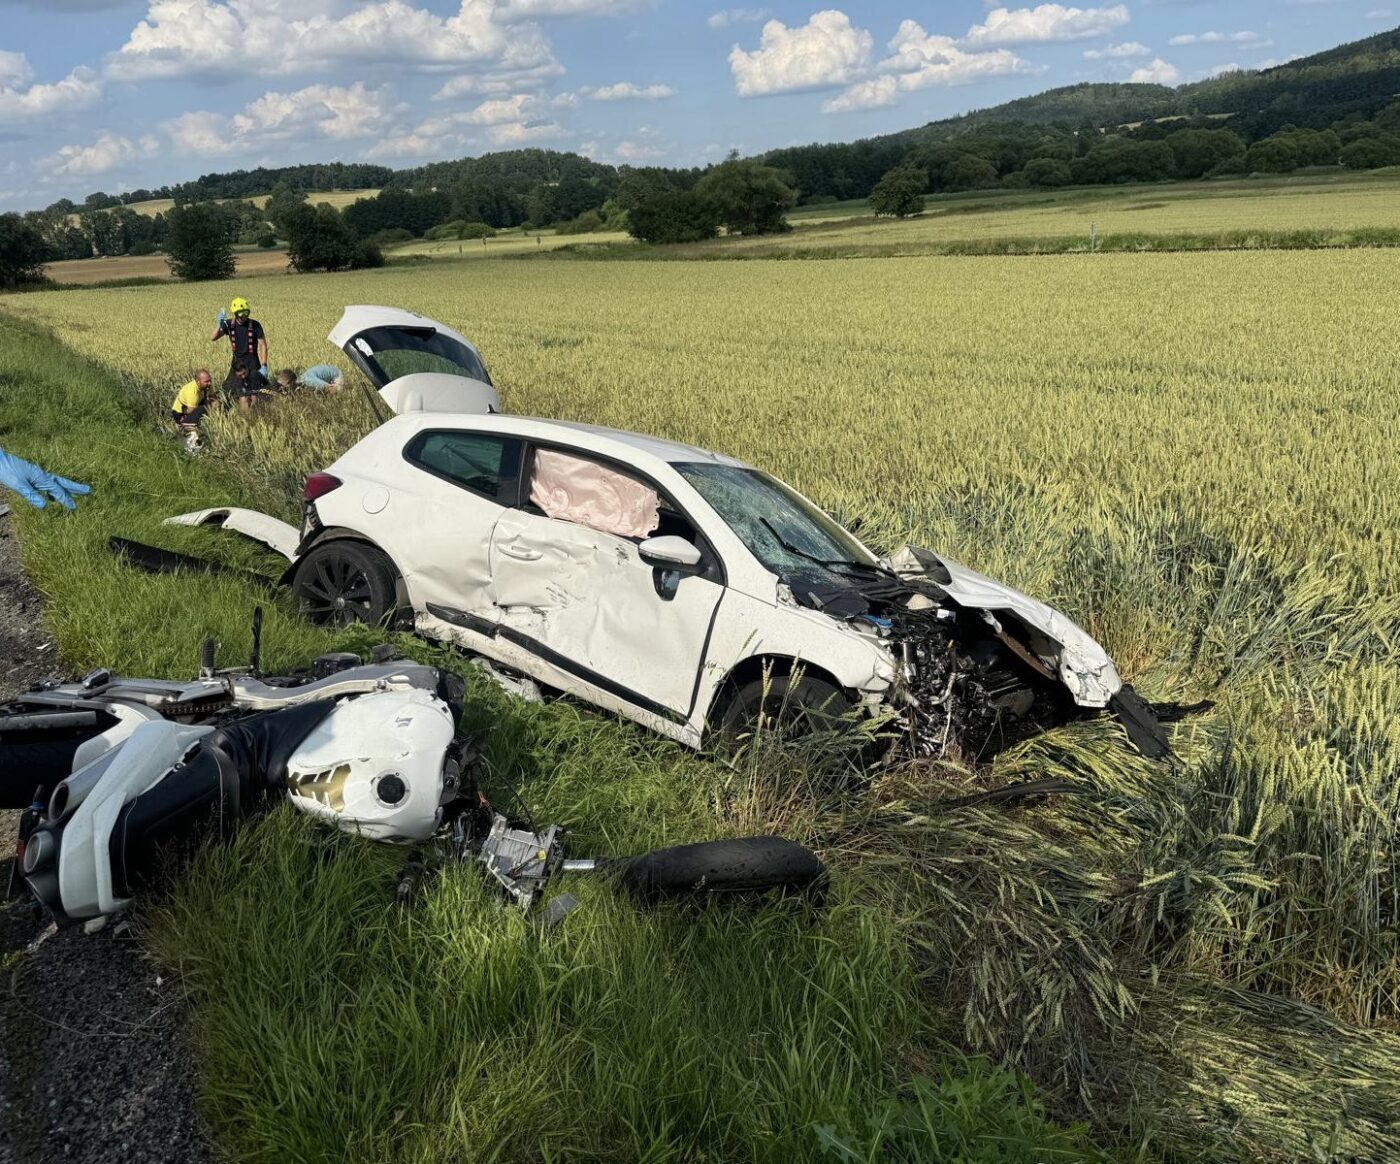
[529,448,659,539]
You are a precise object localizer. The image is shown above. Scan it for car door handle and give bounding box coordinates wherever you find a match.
[499,544,543,562]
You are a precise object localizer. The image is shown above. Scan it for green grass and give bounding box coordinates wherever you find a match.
[6,230,1400,1161]
[0,318,1107,1162]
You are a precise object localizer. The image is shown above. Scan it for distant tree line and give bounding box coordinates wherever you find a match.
[5,27,1399,280]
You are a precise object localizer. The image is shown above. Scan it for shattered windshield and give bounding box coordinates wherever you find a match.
[674,463,874,579]
[350,326,492,386]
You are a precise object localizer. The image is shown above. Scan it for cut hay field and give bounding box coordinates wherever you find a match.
[4,243,1400,1162]
[112,187,380,218]
[387,227,629,259]
[45,246,293,285]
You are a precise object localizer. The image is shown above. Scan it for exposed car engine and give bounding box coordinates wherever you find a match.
[784,545,1169,758]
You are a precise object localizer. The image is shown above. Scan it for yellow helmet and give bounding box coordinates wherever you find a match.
[230,296,250,315]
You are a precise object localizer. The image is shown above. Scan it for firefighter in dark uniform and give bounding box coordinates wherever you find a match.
[209,296,270,413]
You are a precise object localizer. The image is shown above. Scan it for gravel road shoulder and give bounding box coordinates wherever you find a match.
[0,511,220,1164]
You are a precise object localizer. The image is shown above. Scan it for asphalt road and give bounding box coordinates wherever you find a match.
[0,511,221,1164]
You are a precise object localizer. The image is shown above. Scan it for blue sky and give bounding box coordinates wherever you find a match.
[0,0,1394,210]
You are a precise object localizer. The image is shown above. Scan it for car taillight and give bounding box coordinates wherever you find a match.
[304,472,342,502]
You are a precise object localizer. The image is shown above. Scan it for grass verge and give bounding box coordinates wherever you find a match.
[0,314,1108,1162]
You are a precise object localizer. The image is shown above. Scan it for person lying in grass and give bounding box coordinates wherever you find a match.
[275,364,343,394]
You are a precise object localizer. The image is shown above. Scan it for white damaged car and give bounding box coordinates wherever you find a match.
[171,306,1169,758]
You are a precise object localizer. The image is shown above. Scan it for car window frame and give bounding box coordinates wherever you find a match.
[402,428,524,507]
[513,440,727,587]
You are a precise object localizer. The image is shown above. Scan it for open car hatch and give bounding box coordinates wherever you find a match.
[328,305,502,416]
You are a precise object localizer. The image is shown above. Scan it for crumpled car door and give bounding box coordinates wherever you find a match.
[488,509,723,720]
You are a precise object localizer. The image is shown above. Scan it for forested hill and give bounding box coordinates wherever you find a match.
[878,25,1400,148]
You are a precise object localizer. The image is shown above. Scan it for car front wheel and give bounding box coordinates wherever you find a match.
[717,674,856,741]
[292,541,399,628]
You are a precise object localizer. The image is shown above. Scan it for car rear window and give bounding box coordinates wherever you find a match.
[406,432,522,503]
[351,326,492,386]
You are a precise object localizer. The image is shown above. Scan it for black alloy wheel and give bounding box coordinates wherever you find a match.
[292,542,398,628]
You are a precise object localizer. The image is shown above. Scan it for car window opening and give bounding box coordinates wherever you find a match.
[408,432,522,502]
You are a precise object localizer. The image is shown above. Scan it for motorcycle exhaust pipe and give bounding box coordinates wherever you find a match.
[48,747,123,823]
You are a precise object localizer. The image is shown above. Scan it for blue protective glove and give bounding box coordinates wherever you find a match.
[216,308,227,327]
[258,364,269,380]
[0,448,91,510]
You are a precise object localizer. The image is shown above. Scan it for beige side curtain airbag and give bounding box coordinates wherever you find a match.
[529,448,660,539]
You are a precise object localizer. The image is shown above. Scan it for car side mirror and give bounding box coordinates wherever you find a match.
[638,535,702,571]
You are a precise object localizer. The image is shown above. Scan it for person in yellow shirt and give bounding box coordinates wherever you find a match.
[171,369,214,451]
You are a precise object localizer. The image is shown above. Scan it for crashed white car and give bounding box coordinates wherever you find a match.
[172,306,1167,757]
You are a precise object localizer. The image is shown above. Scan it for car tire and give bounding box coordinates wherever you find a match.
[716,674,856,741]
[292,541,401,629]
[610,836,827,902]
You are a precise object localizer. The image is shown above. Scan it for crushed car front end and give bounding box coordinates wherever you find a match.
[780,544,1169,758]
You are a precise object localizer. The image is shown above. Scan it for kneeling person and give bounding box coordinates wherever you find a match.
[171,369,214,452]
[225,359,265,413]
[172,369,214,427]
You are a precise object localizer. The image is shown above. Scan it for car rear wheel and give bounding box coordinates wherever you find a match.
[292,541,399,628]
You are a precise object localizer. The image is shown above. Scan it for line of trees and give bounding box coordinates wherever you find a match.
[6,29,1400,279]
[770,99,1400,210]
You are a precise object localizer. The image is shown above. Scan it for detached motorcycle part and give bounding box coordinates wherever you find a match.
[607,836,827,902]
[108,537,276,590]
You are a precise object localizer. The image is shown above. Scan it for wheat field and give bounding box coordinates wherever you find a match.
[6,245,1400,1160]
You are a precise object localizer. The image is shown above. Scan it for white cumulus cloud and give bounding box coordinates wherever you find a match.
[1168,31,1267,46]
[496,0,641,18]
[1130,57,1180,84]
[822,74,898,113]
[1083,41,1151,60]
[108,0,557,82]
[962,4,1129,48]
[613,138,667,160]
[431,60,568,101]
[585,81,674,100]
[40,130,158,178]
[0,51,33,90]
[729,10,873,97]
[707,7,766,29]
[823,19,1029,113]
[368,90,566,156]
[0,58,102,122]
[166,82,401,155]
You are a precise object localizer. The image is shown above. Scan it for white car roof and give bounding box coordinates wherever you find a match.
[532,419,750,467]
[378,412,752,470]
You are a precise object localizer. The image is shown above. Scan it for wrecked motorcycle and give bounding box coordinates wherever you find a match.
[1,623,825,927]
